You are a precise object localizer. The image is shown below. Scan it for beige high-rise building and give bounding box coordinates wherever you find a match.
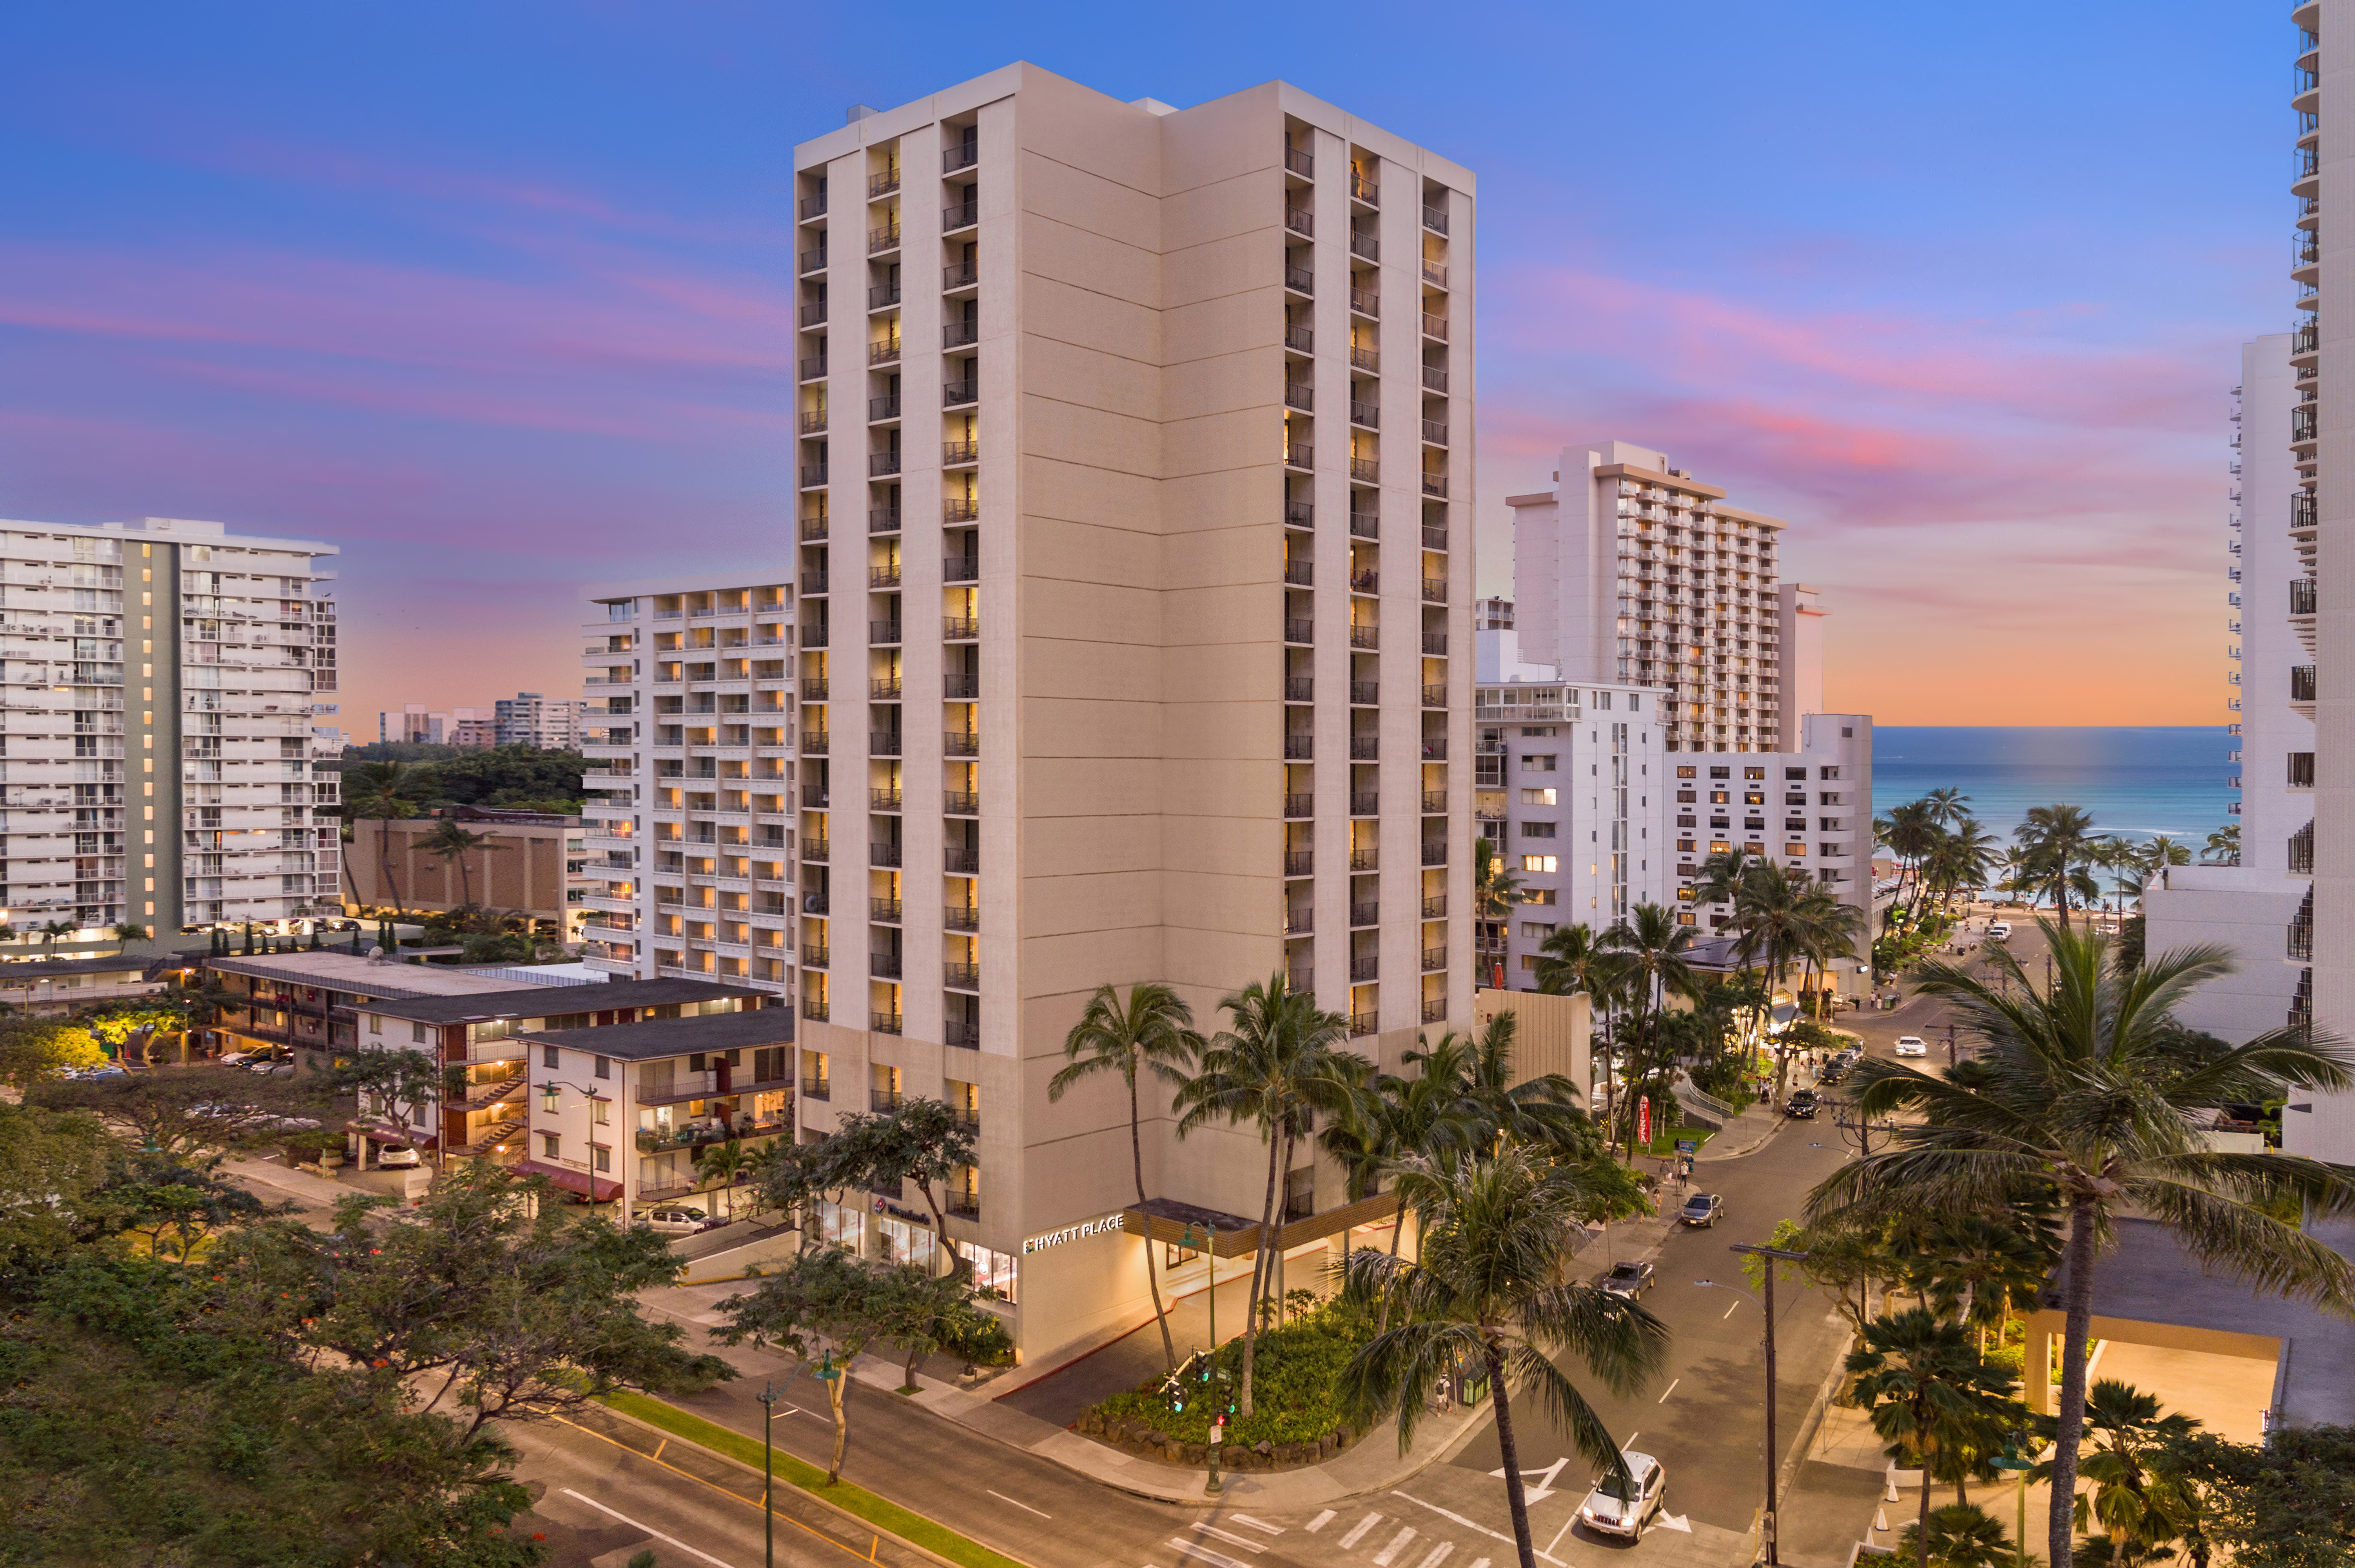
[765,63,1474,1360]
[1508,441,1813,753]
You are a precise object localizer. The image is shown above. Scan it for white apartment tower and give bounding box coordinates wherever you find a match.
[0,517,341,935]
[579,575,797,996]
[494,690,586,751]
[1508,441,1820,753]
[586,65,1476,1361]
[2144,339,2315,1040]
[2284,0,2355,1163]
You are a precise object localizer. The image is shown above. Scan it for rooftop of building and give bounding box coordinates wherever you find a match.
[204,951,594,1002]
[368,977,766,1027]
[0,954,158,981]
[530,1002,795,1062]
[0,515,338,555]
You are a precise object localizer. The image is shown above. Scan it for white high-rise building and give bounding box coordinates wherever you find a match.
[1507,441,1813,753]
[494,691,586,750]
[0,516,341,935]
[2144,338,2314,1041]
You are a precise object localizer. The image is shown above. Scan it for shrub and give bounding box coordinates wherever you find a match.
[1086,1298,1373,1448]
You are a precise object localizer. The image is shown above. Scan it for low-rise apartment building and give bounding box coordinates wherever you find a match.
[344,806,590,935]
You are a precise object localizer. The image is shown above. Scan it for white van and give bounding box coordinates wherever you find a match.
[1987,922,2013,942]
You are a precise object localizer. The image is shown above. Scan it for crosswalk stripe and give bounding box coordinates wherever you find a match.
[1372,1527,1418,1566]
[1170,1539,1253,1568]
[1413,1545,1453,1568]
[1230,1515,1285,1537]
[1305,1512,1337,1534]
[1189,1523,1267,1554]
[1339,1514,1384,1549]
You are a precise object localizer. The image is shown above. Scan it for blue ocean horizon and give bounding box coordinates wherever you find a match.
[1869,726,2235,848]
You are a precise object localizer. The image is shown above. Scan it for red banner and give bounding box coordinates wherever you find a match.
[1637,1094,1652,1147]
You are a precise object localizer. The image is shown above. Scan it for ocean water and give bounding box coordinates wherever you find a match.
[1869,727,2237,848]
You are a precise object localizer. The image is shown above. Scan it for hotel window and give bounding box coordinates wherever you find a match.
[1519,922,1557,939]
[543,1044,560,1069]
[1522,754,1557,771]
[816,1199,865,1251]
[1678,887,1696,901]
[541,1087,560,1114]
[1676,766,1696,779]
[593,1099,611,1124]
[1677,911,1697,926]
[1676,839,1696,853]
[1710,841,1731,854]
[594,1054,611,1080]
[368,1013,381,1035]
[1520,822,1555,838]
[412,1022,428,1044]
[955,1240,1019,1303]
[1523,888,1558,906]
[592,1145,611,1173]
[1785,843,1807,857]
[1522,855,1558,873]
[1745,767,1765,780]
[540,1132,560,1159]
[1520,788,1557,806]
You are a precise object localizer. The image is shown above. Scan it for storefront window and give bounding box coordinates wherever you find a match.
[956,1240,1018,1303]
[816,1200,865,1252]
[878,1214,938,1272]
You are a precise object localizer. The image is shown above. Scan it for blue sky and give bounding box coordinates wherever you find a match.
[0,2,2292,727]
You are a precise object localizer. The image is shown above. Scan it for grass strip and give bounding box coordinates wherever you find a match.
[602,1390,1035,1568]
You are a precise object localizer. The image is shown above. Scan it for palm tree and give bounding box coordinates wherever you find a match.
[700,1139,750,1220]
[1338,1150,1669,1568]
[1907,1214,2052,1356]
[2030,1381,2204,1563]
[1174,973,1356,1414]
[1050,982,1205,1371]
[2014,803,2099,933]
[1318,1043,1480,1330]
[1597,903,1696,1155]
[2141,835,2191,870]
[1924,820,1999,919]
[1791,883,1866,1021]
[2201,823,2240,866]
[421,817,499,908]
[1691,844,1761,910]
[1924,787,1972,830]
[111,922,150,946]
[1881,802,1941,924]
[38,919,74,958]
[1460,1009,1589,1154]
[1810,920,2355,1568]
[1892,1504,2015,1568]
[1531,921,1602,998]
[1847,1308,2024,1564]
[344,760,438,917]
[1473,836,1525,974]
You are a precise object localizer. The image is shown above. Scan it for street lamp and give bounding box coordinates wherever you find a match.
[1700,1237,1809,1568]
[1987,1434,2035,1568]
[756,1379,780,1568]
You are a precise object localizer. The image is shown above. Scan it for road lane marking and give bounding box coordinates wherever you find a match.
[986,1490,1050,1519]
[1386,1495,1566,1568]
[1656,1379,1679,1403]
[1372,1526,1417,1566]
[1305,1511,1337,1534]
[1190,1523,1268,1553]
[1544,1514,1579,1557]
[1231,1514,1285,1535]
[1339,1513,1384,1548]
[1413,1543,1454,1568]
[561,1488,740,1568]
[1171,1538,1255,1568]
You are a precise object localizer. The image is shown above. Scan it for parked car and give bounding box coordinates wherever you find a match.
[1678,1193,1724,1228]
[1578,1451,1668,1539]
[638,1207,716,1235]
[1784,1089,1818,1119]
[374,1146,423,1168]
[1595,1261,1655,1299]
[1987,922,2013,942]
[1816,1062,1847,1086]
[1894,1035,1929,1057]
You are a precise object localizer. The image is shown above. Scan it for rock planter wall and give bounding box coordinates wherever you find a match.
[1071,1409,1364,1472]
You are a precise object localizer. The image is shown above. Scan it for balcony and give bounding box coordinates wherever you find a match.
[869,339,902,367]
[945,140,978,173]
[1285,559,1314,586]
[1349,510,1379,540]
[1285,264,1314,295]
[943,670,979,698]
[867,394,900,422]
[943,616,980,641]
[800,571,830,596]
[1422,524,1449,552]
[1350,1012,1378,1037]
[943,260,978,292]
[800,408,828,435]
[943,438,980,468]
[1421,840,1448,866]
[944,846,980,874]
[867,450,902,479]
[1285,675,1314,701]
[1285,733,1314,760]
[1422,419,1449,446]
[868,281,902,311]
[1349,287,1379,318]
[1422,893,1447,918]
[870,951,902,979]
[1285,144,1314,178]
[1421,789,1447,813]
[799,301,829,328]
[1421,997,1446,1024]
[1350,846,1379,871]
[799,464,830,489]
[1285,792,1314,819]
[945,497,980,524]
[802,836,832,861]
[944,379,978,408]
[1421,313,1449,341]
[1350,624,1379,650]
[1350,736,1379,760]
[1285,382,1315,413]
[944,962,980,991]
[802,731,832,756]
[1350,568,1379,594]
[1285,618,1314,645]
[1285,850,1315,877]
[1350,171,1378,205]
[871,895,903,922]
[944,789,979,815]
[1422,474,1449,499]
[1349,790,1379,816]
[799,354,826,382]
[869,787,902,811]
[801,779,830,803]
[1349,232,1379,262]
[869,565,902,591]
[868,223,901,254]
[1349,679,1379,704]
[1423,631,1448,655]
[1350,345,1379,374]
[1423,577,1448,603]
[801,1072,831,1096]
[869,505,902,534]
[1350,457,1379,485]
[799,192,829,221]
[1284,206,1314,237]
[870,1011,904,1037]
[1285,443,1314,471]
[945,904,980,931]
[1421,739,1448,761]
[1422,260,1448,289]
[1286,323,1314,353]
[943,200,978,232]
[802,945,832,969]
[802,624,830,648]
[801,513,831,541]
[944,319,979,349]
[869,734,902,760]
[869,621,904,646]
[2291,822,2316,874]
[1422,684,1447,709]
[1350,399,1379,429]
[867,168,901,198]
[945,730,980,758]
[1422,204,1447,234]
[2293,666,2318,702]
[944,554,980,584]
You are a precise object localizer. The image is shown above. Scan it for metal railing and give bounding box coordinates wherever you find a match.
[1349,232,1379,262]
[945,142,978,173]
[1286,323,1314,352]
[867,394,900,421]
[1284,207,1314,237]
[943,200,978,231]
[944,790,979,815]
[1422,204,1447,234]
[870,506,902,533]
[1286,264,1314,294]
[944,319,979,349]
[1350,736,1379,760]
[944,379,978,407]
[1285,850,1315,877]
[1349,287,1379,317]
[943,260,977,290]
[1286,443,1314,469]
[944,904,979,931]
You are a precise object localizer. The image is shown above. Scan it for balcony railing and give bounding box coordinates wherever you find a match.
[1350,624,1379,649]
[945,904,979,931]
[943,670,979,699]
[1285,792,1314,818]
[1285,850,1315,877]
[1349,232,1379,262]
[801,731,831,756]
[1421,260,1448,289]
[1422,684,1448,708]
[869,566,902,591]
[945,497,980,524]
[945,730,979,757]
[801,1073,831,1096]
[1350,171,1378,204]
[800,354,826,381]
[800,408,828,434]
[1349,287,1379,317]
[802,944,832,968]
[1421,997,1446,1024]
[869,786,902,810]
[1422,474,1449,499]
[943,200,978,231]
[944,962,980,990]
[1422,790,1447,813]
[798,192,828,221]
[2293,666,2318,702]
[869,621,903,645]
[1351,954,1379,982]
[2293,578,2319,614]
[943,616,980,641]
[1350,846,1379,871]
[800,572,830,595]
[1285,733,1314,759]
[945,141,978,173]
[869,339,902,366]
[799,464,830,488]
[870,505,902,533]
[944,379,978,407]
[802,835,832,860]
[1286,444,1314,470]
[2290,822,2316,874]
[1286,323,1314,352]
[1422,204,1447,234]
[1286,382,1315,412]
[1421,739,1448,761]
[799,301,829,327]
[1349,791,1379,816]
[1284,207,1314,237]
[1350,458,1379,484]
[1286,264,1314,294]
[944,846,979,873]
[1350,1012,1378,1037]
[1350,679,1379,704]
[1350,399,1379,428]
[945,790,979,815]
[1285,675,1314,701]
[869,839,902,865]
[1421,840,1448,866]
[1421,313,1449,341]
[944,319,979,349]
[1423,576,1449,602]
[868,282,902,310]
[1285,145,1314,178]
[1423,631,1448,655]
[1284,559,1314,586]
[871,896,903,922]
[1285,619,1314,645]
[1422,893,1446,918]
[870,950,902,978]
[944,439,979,466]
[1422,419,1449,446]
[1350,736,1379,760]
[943,260,978,291]
[946,1020,980,1049]
[867,394,900,422]
[944,554,979,585]
[872,1011,904,1036]
[1350,568,1379,594]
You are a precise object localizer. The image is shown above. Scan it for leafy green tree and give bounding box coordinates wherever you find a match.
[1338,1150,1669,1568]
[334,1046,461,1152]
[0,1253,546,1567]
[819,1098,978,1278]
[1176,972,1357,1416]
[224,1161,731,1438]
[32,1060,332,1158]
[698,1138,751,1220]
[2155,1423,2355,1568]
[0,1014,104,1087]
[1050,981,1204,1370]
[1811,920,2355,1568]
[2201,823,2241,866]
[717,1246,986,1481]
[1847,1308,2025,1563]
[0,1102,112,1269]
[107,1152,274,1260]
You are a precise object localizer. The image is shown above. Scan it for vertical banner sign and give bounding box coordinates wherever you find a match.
[1492,960,1504,990]
[1637,1094,1652,1149]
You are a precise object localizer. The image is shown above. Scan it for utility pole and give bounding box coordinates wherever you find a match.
[1711,1241,1809,1568]
[757,1379,780,1568]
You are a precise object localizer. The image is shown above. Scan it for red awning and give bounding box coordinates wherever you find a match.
[506,1158,622,1203]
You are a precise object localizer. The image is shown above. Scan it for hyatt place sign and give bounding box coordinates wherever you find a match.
[1022,1212,1129,1254]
